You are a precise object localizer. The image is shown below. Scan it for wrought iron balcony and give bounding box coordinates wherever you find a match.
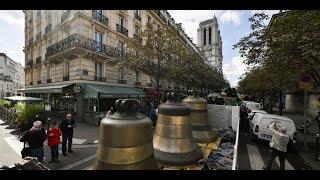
[99,76,106,82]
[117,79,126,84]
[92,11,109,26]
[153,10,166,23]
[61,10,70,23]
[116,24,128,36]
[47,79,52,83]
[46,34,127,60]
[63,76,69,81]
[45,24,52,34]
[36,32,41,41]
[134,14,141,21]
[35,56,41,64]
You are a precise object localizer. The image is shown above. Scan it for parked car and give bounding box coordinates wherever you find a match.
[248,109,267,120]
[243,101,262,111]
[249,113,296,142]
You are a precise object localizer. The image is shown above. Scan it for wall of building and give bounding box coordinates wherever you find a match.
[285,94,320,119]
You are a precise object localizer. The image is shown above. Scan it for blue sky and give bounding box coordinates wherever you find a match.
[0,10,279,87]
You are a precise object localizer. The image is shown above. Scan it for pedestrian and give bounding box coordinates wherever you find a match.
[315,111,320,133]
[149,106,157,128]
[107,106,114,116]
[59,114,76,156]
[240,105,249,133]
[20,121,46,163]
[263,121,290,170]
[47,121,61,163]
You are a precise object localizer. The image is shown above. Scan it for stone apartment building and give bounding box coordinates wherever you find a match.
[0,53,25,98]
[21,10,203,123]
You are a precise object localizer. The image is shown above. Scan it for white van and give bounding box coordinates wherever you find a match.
[249,113,296,142]
[248,109,267,120]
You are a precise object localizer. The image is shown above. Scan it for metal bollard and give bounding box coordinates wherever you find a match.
[315,134,320,161]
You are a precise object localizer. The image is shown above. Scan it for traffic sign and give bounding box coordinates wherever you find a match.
[299,82,313,91]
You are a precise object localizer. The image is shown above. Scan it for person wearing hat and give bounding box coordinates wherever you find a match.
[20,121,47,163]
[263,121,290,170]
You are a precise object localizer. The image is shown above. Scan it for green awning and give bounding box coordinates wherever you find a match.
[19,84,71,94]
[84,84,146,99]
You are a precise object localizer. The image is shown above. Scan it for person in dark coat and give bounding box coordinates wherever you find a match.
[149,107,157,128]
[59,114,76,156]
[20,121,46,163]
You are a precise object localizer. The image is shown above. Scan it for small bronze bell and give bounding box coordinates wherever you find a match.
[92,99,158,170]
[153,92,203,167]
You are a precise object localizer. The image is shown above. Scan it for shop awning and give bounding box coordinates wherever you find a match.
[84,84,146,99]
[4,96,43,101]
[18,84,72,94]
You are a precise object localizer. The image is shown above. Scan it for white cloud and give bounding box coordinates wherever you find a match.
[219,10,244,26]
[0,10,24,27]
[223,56,247,87]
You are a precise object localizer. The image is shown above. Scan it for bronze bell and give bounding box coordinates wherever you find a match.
[183,90,215,143]
[92,99,158,170]
[153,92,203,167]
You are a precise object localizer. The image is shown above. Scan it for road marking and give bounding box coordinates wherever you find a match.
[275,158,295,170]
[3,136,23,156]
[58,154,96,170]
[246,144,265,170]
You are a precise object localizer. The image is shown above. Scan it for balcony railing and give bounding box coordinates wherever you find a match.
[117,79,126,84]
[153,10,166,23]
[36,32,41,41]
[46,34,127,59]
[63,76,69,81]
[94,76,106,82]
[45,24,52,34]
[35,56,41,64]
[116,24,128,36]
[92,11,109,26]
[134,14,141,21]
[47,79,52,83]
[61,10,70,23]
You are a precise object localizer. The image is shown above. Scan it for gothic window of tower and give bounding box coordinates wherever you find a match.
[203,28,206,46]
[208,27,211,45]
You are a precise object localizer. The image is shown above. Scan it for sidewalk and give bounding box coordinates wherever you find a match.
[281,111,320,170]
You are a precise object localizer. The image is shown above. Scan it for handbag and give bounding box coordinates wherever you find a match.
[21,142,32,158]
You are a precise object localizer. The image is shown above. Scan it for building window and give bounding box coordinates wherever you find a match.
[118,67,125,80]
[37,10,41,18]
[63,61,69,77]
[118,16,126,28]
[47,66,51,79]
[209,27,212,45]
[94,31,103,52]
[118,41,125,55]
[203,28,206,46]
[134,71,140,83]
[134,26,140,36]
[95,61,103,78]
[147,15,151,24]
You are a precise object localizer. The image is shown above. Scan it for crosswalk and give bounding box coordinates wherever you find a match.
[244,143,295,170]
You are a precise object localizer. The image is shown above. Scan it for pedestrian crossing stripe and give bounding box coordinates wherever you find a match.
[246,144,265,170]
[247,144,295,170]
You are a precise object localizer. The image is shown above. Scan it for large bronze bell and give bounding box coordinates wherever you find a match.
[153,92,203,167]
[182,90,215,143]
[92,99,158,170]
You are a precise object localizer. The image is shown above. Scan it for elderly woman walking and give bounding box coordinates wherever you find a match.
[20,121,47,163]
[263,121,290,170]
